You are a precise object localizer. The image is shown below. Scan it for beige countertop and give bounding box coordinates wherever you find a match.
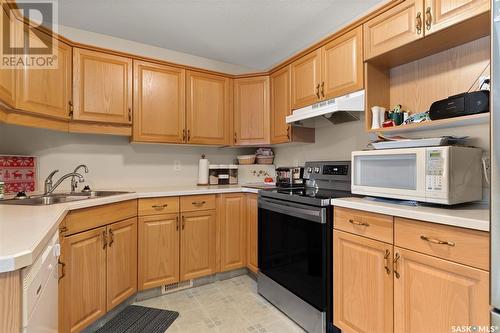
[0,185,260,273]
[331,197,489,232]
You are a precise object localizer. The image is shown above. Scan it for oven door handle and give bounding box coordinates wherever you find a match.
[259,199,326,223]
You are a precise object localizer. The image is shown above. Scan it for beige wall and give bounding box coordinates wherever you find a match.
[0,125,251,191]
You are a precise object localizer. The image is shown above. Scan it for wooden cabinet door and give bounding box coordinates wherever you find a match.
[180,210,216,280]
[16,36,72,119]
[270,66,291,144]
[290,49,322,109]
[246,193,258,273]
[0,7,15,107]
[60,227,107,333]
[322,26,363,100]
[106,217,137,311]
[133,61,185,143]
[186,71,231,145]
[333,230,393,333]
[424,0,489,35]
[138,213,180,290]
[73,48,132,124]
[364,0,424,60]
[220,193,246,272]
[394,247,489,333]
[233,76,270,145]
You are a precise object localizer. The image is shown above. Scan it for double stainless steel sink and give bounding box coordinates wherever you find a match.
[0,191,131,206]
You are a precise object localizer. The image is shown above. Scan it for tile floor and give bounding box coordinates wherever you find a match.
[134,275,306,333]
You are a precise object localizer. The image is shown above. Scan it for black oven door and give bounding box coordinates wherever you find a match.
[258,197,328,311]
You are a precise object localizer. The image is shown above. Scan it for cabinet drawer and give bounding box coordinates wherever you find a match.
[63,200,137,235]
[138,197,179,216]
[334,207,393,243]
[394,218,489,270]
[180,195,216,212]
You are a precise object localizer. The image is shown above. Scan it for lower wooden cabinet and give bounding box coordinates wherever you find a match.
[394,247,489,333]
[219,193,246,272]
[180,210,217,280]
[246,193,258,273]
[60,227,107,333]
[59,216,138,333]
[138,213,180,290]
[106,218,137,310]
[333,230,393,333]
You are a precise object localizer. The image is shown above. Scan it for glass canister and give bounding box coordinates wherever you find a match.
[229,165,238,184]
[209,165,219,185]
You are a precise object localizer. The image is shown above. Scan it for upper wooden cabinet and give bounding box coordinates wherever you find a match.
[186,71,231,145]
[394,247,489,332]
[322,26,363,100]
[291,27,364,110]
[290,49,322,109]
[0,67,14,108]
[333,230,393,333]
[219,193,246,272]
[364,0,424,60]
[73,48,132,124]
[270,66,291,144]
[424,0,489,35]
[16,37,72,120]
[133,61,185,143]
[138,213,180,290]
[233,76,270,145]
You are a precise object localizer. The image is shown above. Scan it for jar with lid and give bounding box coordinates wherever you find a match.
[229,165,238,184]
[209,165,219,185]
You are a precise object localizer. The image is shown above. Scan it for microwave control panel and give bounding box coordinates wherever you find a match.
[426,150,444,191]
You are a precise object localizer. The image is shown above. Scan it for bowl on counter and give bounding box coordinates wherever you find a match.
[237,155,256,165]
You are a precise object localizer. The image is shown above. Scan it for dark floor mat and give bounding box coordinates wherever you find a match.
[95,305,179,333]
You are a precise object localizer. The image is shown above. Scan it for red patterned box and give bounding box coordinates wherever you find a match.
[0,155,37,194]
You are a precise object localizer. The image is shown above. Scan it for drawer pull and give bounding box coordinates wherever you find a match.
[152,204,168,210]
[192,200,206,207]
[384,249,391,275]
[393,252,401,279]
[420,235,455,247]
[349,219,369,227]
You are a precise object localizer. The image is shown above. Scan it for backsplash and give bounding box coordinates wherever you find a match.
[0,155,38,194]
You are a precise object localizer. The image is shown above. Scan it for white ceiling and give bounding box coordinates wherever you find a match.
[57,0,386,71]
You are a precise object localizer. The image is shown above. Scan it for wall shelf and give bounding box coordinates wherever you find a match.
[369,113,490,134]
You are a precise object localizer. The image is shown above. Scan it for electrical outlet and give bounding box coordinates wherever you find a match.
[173,160,181,171]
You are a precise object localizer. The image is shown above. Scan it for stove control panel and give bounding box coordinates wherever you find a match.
[323,165,349,176]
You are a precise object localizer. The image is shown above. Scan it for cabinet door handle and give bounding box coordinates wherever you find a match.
[286,126,290,140]
[128,108,132,122]
[182,129,186,142]
[315,83,320,99]
[108,229,114,247]
[234,132,237,144]
[384,249,391,275]
[420,235,455,247]
[349,219,369,227]
[416,12,422,35]
[187,129,191,142]
[321,82,325,98]
[393,252,401,279]
[425,7,432,30]
[176,216,179,231]
[182,216,185,230]
[58,259,66,281]
[102,230,108,249]
[68,101,74,119]
[152,204,168,210]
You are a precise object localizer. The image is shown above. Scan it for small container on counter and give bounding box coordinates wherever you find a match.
[209,165,219,185]
[229,165,238,184]
[218,165,230,185]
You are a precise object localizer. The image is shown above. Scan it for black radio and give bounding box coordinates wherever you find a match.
[429,91,489,120]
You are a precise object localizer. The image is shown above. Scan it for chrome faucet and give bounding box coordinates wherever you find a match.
[71,164,89,193]
[44,170,84,196]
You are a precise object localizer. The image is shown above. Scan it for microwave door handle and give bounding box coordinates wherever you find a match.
[259,200,325,223]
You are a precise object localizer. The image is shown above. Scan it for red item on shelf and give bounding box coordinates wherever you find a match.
[382,120,395,128]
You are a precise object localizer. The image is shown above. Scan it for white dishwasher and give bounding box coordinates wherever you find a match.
[21,230,60,333]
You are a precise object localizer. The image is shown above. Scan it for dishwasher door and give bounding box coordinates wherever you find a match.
[22,231,59,333]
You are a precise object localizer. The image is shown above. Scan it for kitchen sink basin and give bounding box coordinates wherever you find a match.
[0,191,132,206]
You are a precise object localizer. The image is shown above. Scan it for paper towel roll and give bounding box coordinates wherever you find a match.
[198,154,209,185]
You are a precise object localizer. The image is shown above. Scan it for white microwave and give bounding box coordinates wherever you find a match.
[351,146,483,205]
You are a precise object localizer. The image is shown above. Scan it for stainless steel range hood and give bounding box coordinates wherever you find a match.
[286,90,364,128]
